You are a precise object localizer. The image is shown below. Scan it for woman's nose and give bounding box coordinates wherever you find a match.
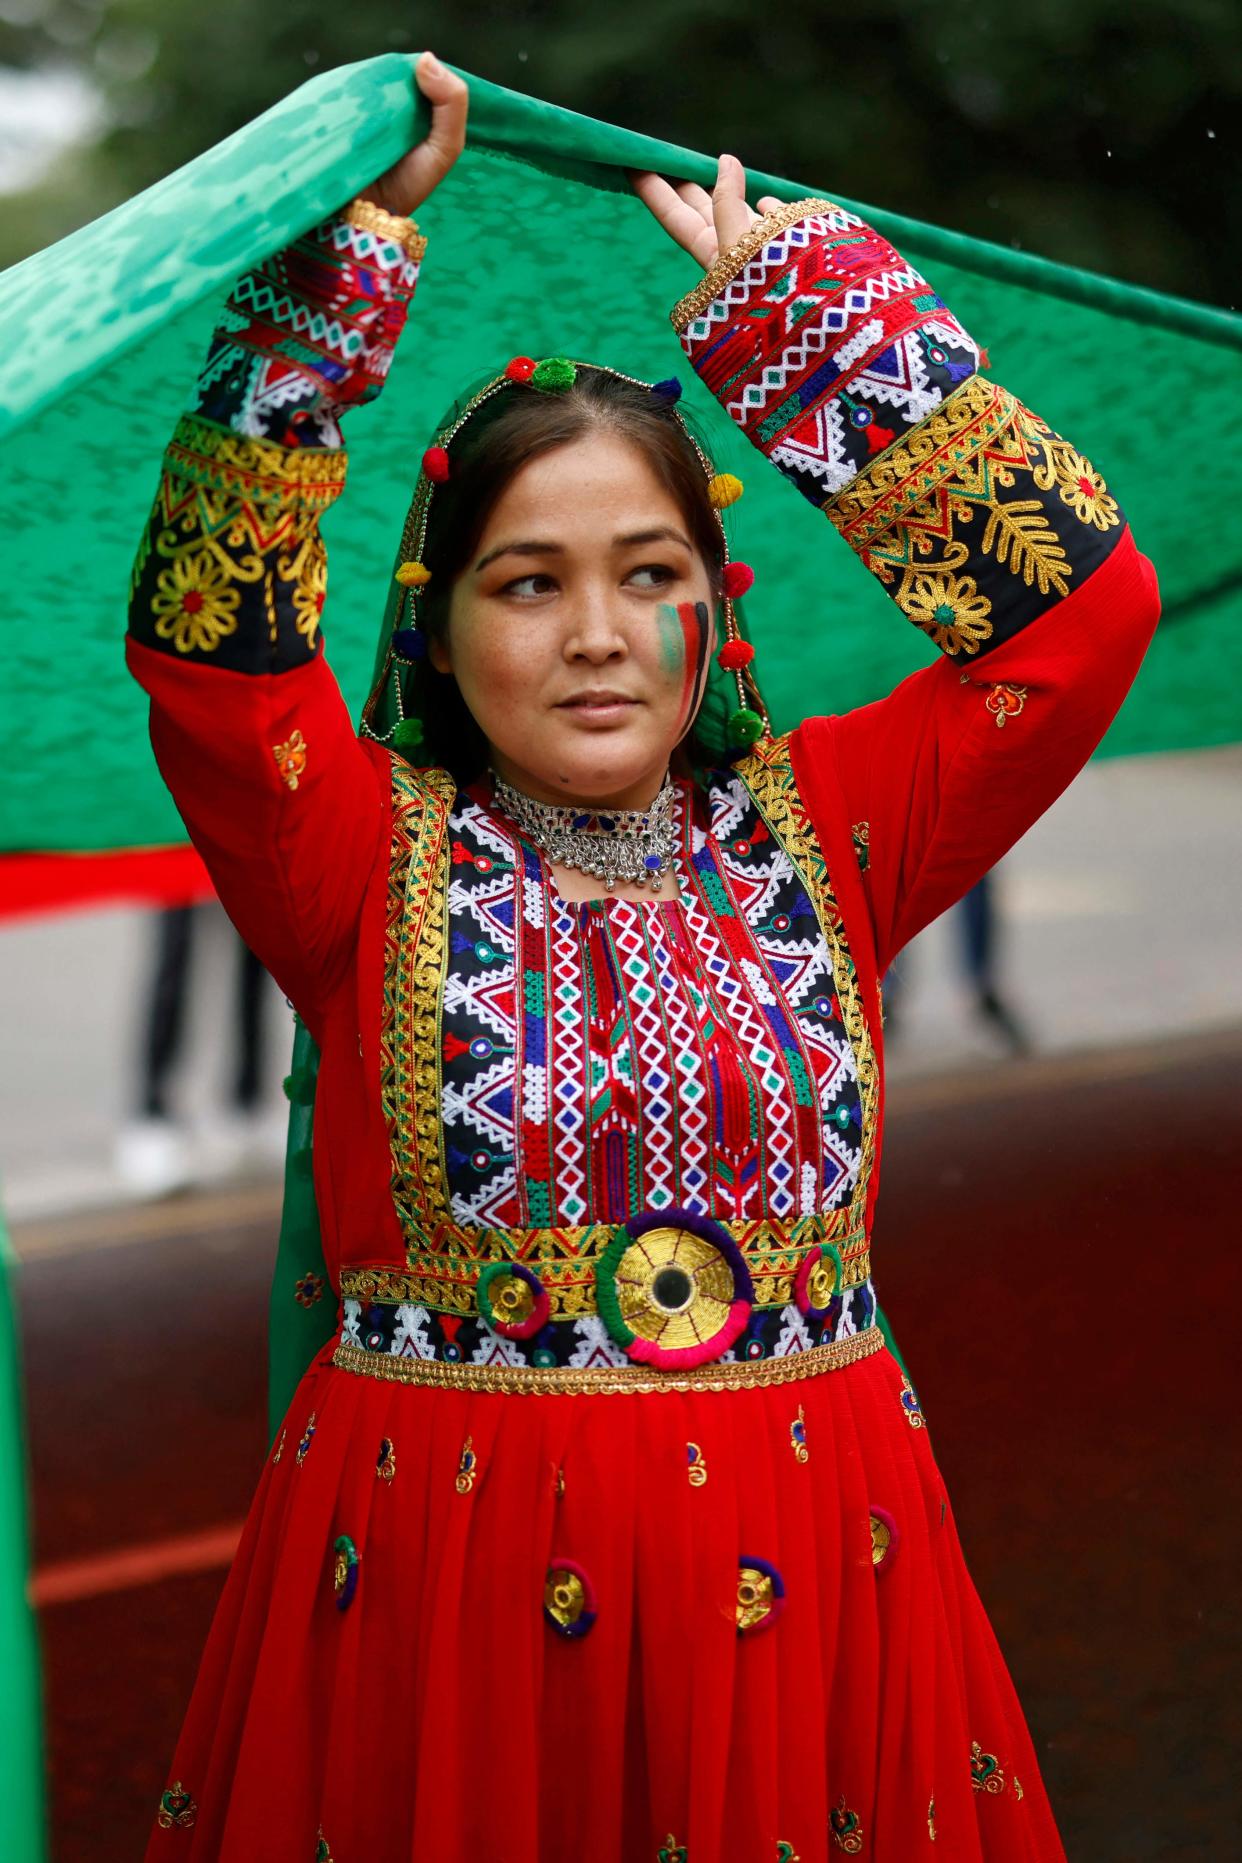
[564,592,627,661]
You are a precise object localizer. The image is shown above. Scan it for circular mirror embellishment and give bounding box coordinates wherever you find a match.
[476,1261,551,1339]
[735,1555,785,1634]
[794,1239,843,1319]
[543,1558,596,1638]
[869,1505,899,1575]
[596,1209,754,1369]
[332,1535,360,1611]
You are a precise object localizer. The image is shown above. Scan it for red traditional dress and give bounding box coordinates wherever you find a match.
[130,193,1159,1861]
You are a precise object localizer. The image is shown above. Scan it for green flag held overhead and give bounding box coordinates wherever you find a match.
[1,52,1239,859]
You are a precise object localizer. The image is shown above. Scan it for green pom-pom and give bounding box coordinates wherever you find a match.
[282,1069,316,1106]
[728,706,765,748]
[531,357,577,394]
[392,717,425,754]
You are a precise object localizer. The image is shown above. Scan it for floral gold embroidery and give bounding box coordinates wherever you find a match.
[376,1437,397,1481]
[273,729,308,791]
[270,1425,286,1465]
[790,1405,809,1462]
[900,571,993,656]
[151,547,241,654]
[984,684,1028,728]
[928,1797,937,1841]
[293,1268,324,1306]
[658,1837,688,1863]
[828,376,1121,657]
[687,1441,708,1486]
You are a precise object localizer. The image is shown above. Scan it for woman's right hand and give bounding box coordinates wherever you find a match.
[360,51,468,220]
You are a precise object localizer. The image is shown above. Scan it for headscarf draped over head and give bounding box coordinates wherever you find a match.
[359,354,768,771]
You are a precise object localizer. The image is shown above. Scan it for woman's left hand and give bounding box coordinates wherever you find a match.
[628,155,783,272]
[361,51,469,220]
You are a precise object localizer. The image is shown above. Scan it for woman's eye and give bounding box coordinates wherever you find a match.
[629,563,677,589]
[502,573,558,597]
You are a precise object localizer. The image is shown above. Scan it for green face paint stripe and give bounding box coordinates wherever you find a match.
[656,602,685,676]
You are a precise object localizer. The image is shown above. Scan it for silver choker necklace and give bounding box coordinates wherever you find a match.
[491,773,678,893]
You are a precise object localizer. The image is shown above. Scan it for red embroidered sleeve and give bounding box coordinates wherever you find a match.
[125,202,421,1021]
[672,198,1160,968]
[128,200,424,675]
[671,197,1125,659]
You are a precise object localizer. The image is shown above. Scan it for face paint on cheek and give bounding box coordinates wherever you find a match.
[674,600,712,734]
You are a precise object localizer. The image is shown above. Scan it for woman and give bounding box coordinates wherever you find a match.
[131,51,1159,1861]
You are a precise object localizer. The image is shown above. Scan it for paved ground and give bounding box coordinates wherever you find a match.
[16,1024,1242,1862]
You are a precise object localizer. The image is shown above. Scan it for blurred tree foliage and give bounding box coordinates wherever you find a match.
[0,0,1237,306]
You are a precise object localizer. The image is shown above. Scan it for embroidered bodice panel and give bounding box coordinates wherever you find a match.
[440,772,863,1231]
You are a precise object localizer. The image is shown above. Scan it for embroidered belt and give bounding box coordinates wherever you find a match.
[331,1323,886,1396]
[336,1206,873,1377]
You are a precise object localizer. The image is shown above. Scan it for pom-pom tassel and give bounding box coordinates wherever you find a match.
[422,446,451,483]
[531,357,577,393]
[717,638,754,673]
[651,377,684,404]
[393,627,427,661]
[708,473,744,510]
[722,561,755,599]
[394,561,432,589]
[393,717,425,754]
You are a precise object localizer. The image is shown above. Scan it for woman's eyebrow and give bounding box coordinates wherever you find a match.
[474,526,692,574]
[472,536,566,570]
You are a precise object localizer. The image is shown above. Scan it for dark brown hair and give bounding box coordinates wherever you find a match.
[402,367,749,782]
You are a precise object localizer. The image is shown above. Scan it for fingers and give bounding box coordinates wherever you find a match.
[629,169,718,268]
[416,50,468,166]
[712,153,759,254]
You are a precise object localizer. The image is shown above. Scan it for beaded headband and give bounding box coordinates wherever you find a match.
[361,354,769,756]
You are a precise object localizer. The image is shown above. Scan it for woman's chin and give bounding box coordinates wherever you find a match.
[496,729,670,806]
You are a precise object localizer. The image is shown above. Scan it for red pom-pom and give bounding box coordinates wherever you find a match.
[722,561,755,599]
[717,639,755,672]
[422,445,451,483]
[864,422,895,454]
[505,356,537,382]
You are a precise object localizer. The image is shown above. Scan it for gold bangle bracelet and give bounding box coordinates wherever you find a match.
[344,196,428,262]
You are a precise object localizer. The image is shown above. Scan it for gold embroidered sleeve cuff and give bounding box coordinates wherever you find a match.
[344,196,428,263]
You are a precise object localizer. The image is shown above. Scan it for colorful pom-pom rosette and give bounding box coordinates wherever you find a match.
[543,1558,597,1638]
[794,1240,844,1320]
[735,1555,785,1634]
[595,1209,753,1370]
[476,1261,551,1340]
[332,1535,360,1611]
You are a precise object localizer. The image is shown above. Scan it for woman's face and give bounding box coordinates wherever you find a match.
[433,429,717,808]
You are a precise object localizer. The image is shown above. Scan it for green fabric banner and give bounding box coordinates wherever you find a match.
[2,52,1239,856]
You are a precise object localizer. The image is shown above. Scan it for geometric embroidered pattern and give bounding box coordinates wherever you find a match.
[380,751,878,1368]
[673,196,979,507]
[673,197,1125,661]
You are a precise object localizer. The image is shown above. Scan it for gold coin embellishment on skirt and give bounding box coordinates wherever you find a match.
[542,1558,596,1638]
[735,1555,785,1634]
[869,1505,900,1574]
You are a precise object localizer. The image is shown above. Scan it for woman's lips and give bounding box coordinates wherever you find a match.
[555,694,640,724]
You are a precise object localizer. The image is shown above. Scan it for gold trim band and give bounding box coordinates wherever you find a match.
[671,197,846,333]
[345,1208,870,1322]
[331,1324,885,1396]
[343,196,428,262]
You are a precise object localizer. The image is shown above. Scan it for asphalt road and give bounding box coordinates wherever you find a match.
[16,1026,1242,1861]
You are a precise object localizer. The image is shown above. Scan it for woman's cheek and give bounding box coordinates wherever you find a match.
[655,601,712,733]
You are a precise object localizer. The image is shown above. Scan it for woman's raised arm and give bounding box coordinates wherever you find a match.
[635,160,1160,972]
[126,54,468,1031]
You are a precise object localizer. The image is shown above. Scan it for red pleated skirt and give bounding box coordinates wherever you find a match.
[147,1341,1065,1861]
